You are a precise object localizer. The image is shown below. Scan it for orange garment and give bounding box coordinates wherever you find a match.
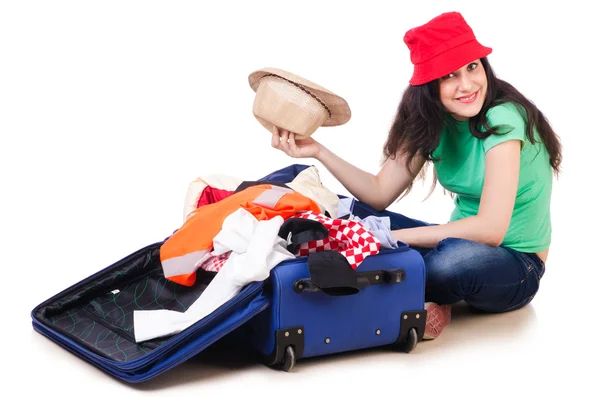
[160,184,321,286]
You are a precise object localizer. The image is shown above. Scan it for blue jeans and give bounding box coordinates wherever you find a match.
[350,201,546,313]
[390,212,546,313]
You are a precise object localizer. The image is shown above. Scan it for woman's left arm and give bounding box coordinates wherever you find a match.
[391,139,521,248]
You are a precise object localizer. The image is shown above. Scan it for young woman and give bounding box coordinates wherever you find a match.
[270,11,562,340]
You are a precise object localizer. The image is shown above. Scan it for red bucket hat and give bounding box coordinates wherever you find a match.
[404,12,492,86]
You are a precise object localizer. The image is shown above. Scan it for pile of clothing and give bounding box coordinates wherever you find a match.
[133,164,399,343]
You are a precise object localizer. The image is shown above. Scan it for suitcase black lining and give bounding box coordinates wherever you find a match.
[32,243,217,362]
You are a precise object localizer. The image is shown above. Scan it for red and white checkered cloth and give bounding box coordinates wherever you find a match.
[292,211,380,268]
[200,251,231,272]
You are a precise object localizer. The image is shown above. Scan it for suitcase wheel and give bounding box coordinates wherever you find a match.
[281,345,296,372]
[400,328,418,353]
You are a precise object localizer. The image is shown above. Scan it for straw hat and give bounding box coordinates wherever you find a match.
[248,67,351,139]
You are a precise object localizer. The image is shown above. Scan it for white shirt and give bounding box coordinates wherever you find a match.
[133,207,294,342]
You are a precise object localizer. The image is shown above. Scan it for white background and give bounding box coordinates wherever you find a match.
[2,1,598,395]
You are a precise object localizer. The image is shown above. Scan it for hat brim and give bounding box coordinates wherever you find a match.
[409,41,493,86]
[248,67,351,126]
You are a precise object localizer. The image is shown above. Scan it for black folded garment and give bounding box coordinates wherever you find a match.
[278,217,329,254]
[307,251,360,296]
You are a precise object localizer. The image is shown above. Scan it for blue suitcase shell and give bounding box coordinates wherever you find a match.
[239,238,427,371]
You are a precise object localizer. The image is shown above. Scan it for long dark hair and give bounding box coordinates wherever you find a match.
[383,57,562,198]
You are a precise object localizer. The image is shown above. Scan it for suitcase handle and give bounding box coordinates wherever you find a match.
[293,268,405,294]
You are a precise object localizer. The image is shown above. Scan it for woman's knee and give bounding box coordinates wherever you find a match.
[424,238,489,284]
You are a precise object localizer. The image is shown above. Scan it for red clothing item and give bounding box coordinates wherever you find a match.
[197,186,234,208]
[293,211,380,269]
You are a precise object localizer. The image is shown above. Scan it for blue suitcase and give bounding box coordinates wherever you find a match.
[236,198,427,372]
[30,164,427,381]
[242,164,427,370]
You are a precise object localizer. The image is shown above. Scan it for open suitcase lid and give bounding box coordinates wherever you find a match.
[30,239,274,383]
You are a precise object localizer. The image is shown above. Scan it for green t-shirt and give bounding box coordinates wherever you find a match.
[432,102,552,253]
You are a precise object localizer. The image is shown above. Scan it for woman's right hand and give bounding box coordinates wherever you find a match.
[271,126,322,159]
